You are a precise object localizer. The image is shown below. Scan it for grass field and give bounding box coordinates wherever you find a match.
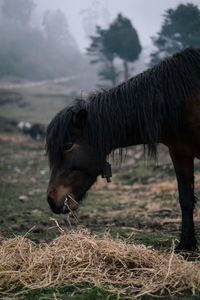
[1,87,200,299]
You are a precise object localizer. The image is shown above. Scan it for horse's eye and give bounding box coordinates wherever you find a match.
[63,142,73,151]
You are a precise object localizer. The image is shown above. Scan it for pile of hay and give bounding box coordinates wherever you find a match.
[0,227,200,298]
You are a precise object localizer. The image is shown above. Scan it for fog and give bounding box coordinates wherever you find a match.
[0,0,199,87]
[0,0,97,88]
[35,0,200,51]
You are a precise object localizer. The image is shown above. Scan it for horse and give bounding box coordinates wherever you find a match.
[46,47,200,252]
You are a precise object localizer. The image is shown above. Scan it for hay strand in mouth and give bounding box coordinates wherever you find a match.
[64,195,79,226]
[0,228,200,298]
[64,195,79,211]
[65,202,79,226]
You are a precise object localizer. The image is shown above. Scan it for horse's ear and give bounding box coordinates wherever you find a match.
[73,109,88,128]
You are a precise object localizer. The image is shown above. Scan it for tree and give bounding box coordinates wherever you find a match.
[87,14,141,85]
[2,0,35,26]
[42,9,83,79]
[87,25,120,85]
[107,14,142,79]
[97,59,121,87]
[150,3,200,65]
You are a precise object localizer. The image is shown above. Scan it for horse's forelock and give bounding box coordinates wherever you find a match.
[46,107,73,169]
[46,100,87,169]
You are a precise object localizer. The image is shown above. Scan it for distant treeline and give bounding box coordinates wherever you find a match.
[0,0,88,80]
[0,0,200,86]
[149,3,200,65]
[87,3,200,85]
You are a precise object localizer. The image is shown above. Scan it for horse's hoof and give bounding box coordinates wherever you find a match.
[175,240,197,253]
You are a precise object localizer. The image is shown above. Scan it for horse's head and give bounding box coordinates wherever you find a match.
[46,104,106,214]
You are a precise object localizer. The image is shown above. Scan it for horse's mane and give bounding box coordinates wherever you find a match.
[46,47,200,168]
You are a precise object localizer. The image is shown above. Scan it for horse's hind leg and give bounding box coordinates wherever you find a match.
[169,149,197,251]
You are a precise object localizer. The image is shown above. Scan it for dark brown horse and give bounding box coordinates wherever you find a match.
[46,47,200,252]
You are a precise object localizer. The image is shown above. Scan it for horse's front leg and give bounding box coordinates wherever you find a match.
[169,149,197,251]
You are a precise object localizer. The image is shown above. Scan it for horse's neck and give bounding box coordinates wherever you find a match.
[113,127,150,149]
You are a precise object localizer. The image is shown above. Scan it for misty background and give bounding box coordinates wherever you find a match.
[0,0,199,89]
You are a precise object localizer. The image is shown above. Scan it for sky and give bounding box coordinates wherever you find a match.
[35,0,200,53]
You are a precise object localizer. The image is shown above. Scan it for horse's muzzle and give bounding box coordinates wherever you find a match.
[47,195,62,214]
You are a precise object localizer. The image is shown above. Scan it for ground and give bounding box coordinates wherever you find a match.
[1,87,200,299]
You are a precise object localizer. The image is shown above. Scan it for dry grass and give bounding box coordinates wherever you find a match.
[0,227,200,298]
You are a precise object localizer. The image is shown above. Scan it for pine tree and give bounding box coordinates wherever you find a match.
[150,3,200,65]
[87,26,120,85]
[106,13,142,79]
[87,14,142,85]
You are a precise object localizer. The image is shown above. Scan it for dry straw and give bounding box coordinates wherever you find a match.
[0,227,200,298]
